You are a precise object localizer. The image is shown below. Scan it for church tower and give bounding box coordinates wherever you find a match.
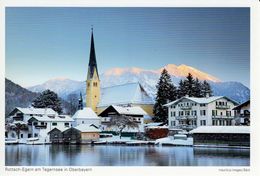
[86,28,100,113]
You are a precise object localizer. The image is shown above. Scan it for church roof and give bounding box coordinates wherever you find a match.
[72,107,99,119]
[97,82,154,107]
[87,29,99,79]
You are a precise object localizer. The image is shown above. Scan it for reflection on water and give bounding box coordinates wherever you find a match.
[5,145,250,166]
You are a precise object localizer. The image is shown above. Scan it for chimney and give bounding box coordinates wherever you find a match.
[185,94,189,98]
[206,92,210,98]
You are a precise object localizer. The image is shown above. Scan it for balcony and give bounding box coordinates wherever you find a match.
[216,105,230,109]
[180,106,192,110]
[212,116,233,119]
[13,115,24,121]
[177,124,197,130]
[176,116,197,120]
[34,124,47,129]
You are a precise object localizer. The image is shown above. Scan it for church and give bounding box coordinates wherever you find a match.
[85,29,154,117]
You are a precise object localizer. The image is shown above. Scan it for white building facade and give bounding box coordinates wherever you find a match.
[165,96,239,131]
[72,107,101,127]
[6,107,73,143]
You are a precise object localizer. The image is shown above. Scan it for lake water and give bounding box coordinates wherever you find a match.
[5,145,250,166]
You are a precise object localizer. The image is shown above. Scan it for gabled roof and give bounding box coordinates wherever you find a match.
[74,124,101,133]
[9,107,57,116]
[189,126,250,134]
[112,105,148,116]
[164,96,239,107]
[72,107,99,119]
[97,82,154,107]
[28,115,74,122]
[47,127,67,134]
[233,100,250,110]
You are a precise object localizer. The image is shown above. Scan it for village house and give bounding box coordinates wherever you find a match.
[233,100,250,126]
[164,95,239,132]
[6,107,73,143]
[99,105,147,133]
[72,107,101,127]
[27,114,73,142]
[6,107,57,143]
[62,124,100,144]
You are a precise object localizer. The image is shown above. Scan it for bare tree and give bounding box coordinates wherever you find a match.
[11,121,28,139]
[107,115,138,139]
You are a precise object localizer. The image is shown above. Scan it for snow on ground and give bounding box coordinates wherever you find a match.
[155,136,193,146]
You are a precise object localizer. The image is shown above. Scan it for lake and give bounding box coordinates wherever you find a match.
[5,145,250,166]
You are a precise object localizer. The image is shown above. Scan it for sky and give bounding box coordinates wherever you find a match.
[6,7,250,87]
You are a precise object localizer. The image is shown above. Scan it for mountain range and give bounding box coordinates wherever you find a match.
[5,78,40,117]
[28,64,250,104]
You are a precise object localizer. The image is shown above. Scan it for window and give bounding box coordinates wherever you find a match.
[191,110,197,116]
[226,111,231,117]
[28,134,32,138]
[200,120,206,126]
[171,112,173,117]
[41,122,45,125]
[65,123,69,127]
[200,110,206,116]
[212,110,217,116]
[173,112,176,117]
[33,122,38,126]
[52,122,57,126]
[173,106,176,108]
[34,133,38,137]
[200,104,206,107]
[220,112,223,116]
[87,83,90,87]
[82,121,84,124]
[5,132,8,138]
[20,134,23,138]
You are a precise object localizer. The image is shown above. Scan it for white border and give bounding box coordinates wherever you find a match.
[1,1,259,176]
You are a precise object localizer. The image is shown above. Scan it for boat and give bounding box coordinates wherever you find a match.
[26,137,46,145]
[5,138,19,145]
[155,134,193,146]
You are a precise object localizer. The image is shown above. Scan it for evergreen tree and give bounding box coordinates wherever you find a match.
[153,69,177,123]
[32,89,62,114]
[194,78,203,97]
[201,80,213,97]
[183,73,196,97]
[177,79,186,99]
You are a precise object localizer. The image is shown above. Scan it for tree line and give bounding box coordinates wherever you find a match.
[153,69,213,123]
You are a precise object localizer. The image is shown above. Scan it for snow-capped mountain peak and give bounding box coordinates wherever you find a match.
[27,64,249,103]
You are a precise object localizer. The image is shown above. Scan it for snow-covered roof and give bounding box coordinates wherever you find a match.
[97,82,154,107]
[189,126,250,134]
[72,107,99,119]
[164,96,239,107]
[146,126,168,129]
[74,124,101,133]
[47,127,67,133]
[12,121,27,125]
[29,115,74,122]
[111,105,148,115]
[144,122,164,127]
[10,107,57,116]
